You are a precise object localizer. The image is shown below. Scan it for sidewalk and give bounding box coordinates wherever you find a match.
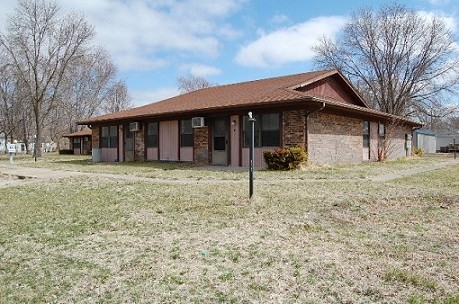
[1,157,458,187]
[369,158,458,182]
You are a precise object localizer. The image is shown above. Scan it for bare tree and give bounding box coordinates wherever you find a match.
[58,48,130,133]
[177,75,214,94]
[0,54,33,150]
[0,0,95,157]
[314,3,459,120]
[101,80,132,114]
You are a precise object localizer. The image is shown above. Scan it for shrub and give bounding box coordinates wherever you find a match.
[412,147,424,157]
[263,146,307,170]
[59,149,74,155]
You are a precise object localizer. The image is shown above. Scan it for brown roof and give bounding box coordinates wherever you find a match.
[79,69,345,124]
[63,128,92,137]
[78,69,421,127]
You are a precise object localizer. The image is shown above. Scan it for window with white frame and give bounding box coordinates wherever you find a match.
[147,122,158,147]
[180,120,193,147]
[242,113,280,147]
[101,126,118,148]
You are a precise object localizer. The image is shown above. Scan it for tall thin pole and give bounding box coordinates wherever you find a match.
[248,112,256,198]
[454,137,456,160]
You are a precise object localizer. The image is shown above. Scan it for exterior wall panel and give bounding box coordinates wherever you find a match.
[180,147,193,161]
[307,112,362,164]
[119,124,124,162]
[146,148,158,160]
[134,128,145,161]
[193,127,209,163]
[230,115,240,167]
[160,120,179,161]
[102,148,118,162]
[241,147,276,168]
[298,77,356,104]
[283,110,306,148]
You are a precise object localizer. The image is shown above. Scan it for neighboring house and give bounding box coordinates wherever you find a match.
[63,128,92,155]
[78,69,421,167]
[413,129,436,153]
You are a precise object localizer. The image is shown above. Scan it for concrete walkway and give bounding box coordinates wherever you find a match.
[369,158,458,182]
[0,158,458,187]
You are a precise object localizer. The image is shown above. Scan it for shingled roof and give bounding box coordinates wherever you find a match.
[78,69,421,127]
[63,128,92,137]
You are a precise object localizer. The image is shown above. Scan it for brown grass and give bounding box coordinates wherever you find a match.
[0,153,458,303]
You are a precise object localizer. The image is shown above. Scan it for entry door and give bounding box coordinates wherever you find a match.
[212,118,228,165]
[125,126,134,161]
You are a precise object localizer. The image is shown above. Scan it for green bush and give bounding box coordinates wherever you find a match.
[263,146,307,170]
[412,147,424,157]
[59,149,74,155]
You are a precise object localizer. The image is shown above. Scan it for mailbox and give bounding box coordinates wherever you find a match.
[8,143,16,153]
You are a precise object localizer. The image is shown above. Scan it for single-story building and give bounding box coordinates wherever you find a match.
[78,69,422,167]
[63,128,92,155]
[413,129,436,153]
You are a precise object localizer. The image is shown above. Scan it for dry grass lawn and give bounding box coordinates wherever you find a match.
[0,154,458,303]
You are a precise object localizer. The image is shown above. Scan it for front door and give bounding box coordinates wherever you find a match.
[125,126,134,161]
[212,117,228,165]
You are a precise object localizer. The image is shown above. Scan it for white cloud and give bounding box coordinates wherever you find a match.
[55,0,244,71]
[181,64,221,77]
[417,10,457,32]
[270,14,290,25]
[235,16,346,68]
[0,1,17,29]
[131,87,179,106]
[429,0,450,5]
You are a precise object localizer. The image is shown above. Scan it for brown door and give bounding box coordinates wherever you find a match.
[212,117,228,165]
[124,126,134,161]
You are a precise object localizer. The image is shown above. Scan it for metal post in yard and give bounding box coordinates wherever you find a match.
[248,112,256,198]
[454,137,456,160]
[34,135,37,162]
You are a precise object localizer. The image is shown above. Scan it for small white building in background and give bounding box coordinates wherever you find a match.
[413,129,437,153]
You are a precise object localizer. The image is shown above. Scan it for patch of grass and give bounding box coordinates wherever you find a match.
[0,154,458,303]
[385,268,437,291]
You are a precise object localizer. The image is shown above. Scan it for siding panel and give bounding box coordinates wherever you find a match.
[160,120,179,161]
[146,147,158,160]
[180,147,193,161]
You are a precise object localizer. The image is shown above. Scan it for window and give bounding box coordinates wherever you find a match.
[363,121,370,148]
[180,119,193,147]
[147,122,158,147]
[378,122,385,137]
[213,119,226,151]
[242,113,280,147]
[101,126,118,148]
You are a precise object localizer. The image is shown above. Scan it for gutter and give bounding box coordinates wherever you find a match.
[306,100,326,116]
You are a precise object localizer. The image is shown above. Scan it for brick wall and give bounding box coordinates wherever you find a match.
[385,124,411,160]
[193,127,209,163]
[307,112,362,164]
[92,127,100,149]
[134,126,145,161]
[282,109,306,148]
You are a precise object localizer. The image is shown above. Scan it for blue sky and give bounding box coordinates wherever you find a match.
[1,0,458,106]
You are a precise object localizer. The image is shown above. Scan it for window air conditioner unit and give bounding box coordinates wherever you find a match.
[129,122,140,132]
[192,117,205,128]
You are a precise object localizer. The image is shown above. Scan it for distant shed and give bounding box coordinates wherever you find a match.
[413,129,436,153]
